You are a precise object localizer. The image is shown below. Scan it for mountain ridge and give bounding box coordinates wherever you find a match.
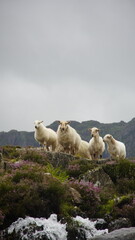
[0,118,135,157]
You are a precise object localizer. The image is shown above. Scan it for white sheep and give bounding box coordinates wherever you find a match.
[57,121,81,155]
[103,134,126,160]
[77,140,92,159]
[88,127,105,160]
[34,120,57,151]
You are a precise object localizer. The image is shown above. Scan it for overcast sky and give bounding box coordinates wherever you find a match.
[0,0,135,132]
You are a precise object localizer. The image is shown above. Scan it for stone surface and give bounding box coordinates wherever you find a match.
[69,187,82,204]
[108,218,132,232]
[82,166,114,187]
[91,227,135,240]
[45,151,75,168]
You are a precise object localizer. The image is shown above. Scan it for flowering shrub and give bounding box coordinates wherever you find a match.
[68,164,80,171]
[69,179,101,218]
[67,164,81,178]
[9,160,31,169]
[22,150,45,163]
[67,159,94,178]
[69,179,100,193]
[2,146,20,159]
[0,162,72,230]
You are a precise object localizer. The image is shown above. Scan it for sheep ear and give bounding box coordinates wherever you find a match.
[107,135,111,139]
[40,121,43,123]
[58,121,61,124]
[88,128,92,132]
[66,121,71,125]
[58,121,63,125]
[97,128,100,132]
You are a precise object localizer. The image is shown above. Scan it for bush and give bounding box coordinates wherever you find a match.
[103,159,135,183]
[67,159,95,178]
[116,178,135,194]
[116,197,135,225]
[103,160,135,195]
[69,179,101,218]
[0,162,73,230]
[22,150,45,164]
[2,146,20,159]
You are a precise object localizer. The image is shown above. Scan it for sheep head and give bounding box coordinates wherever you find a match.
[58,121,71,132]
[88,127,100,137]
[103,134,114,143]
[34,120,43,129]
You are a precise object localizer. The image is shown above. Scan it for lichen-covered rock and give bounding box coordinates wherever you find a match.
[45,151,75,168]
[82,167,114,188]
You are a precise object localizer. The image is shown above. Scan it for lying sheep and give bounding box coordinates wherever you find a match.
[103,134,126,160]
[57,121,81,155]
[88,127,105,160]
[34,120,57,151]
[77,140,92,159]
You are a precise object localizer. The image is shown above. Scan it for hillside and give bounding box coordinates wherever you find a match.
[0,147,135,239]
[0,118,135,157]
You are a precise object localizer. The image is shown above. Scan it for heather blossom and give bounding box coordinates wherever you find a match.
[68,164,80,171]
[69,179,100,193]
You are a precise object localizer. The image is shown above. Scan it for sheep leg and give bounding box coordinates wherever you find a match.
[91,154,94,160]
[52,142,57,152]
[46,145,50,151]
[70,146,75,155]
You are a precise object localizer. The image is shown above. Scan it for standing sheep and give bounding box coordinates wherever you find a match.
[57,121,81,155]
[77,140,92,159]
[34,120,57,151]
[103,134,126,160]
[88,127,105,160]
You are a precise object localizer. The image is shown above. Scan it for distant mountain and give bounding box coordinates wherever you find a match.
[0,130,37,147]
[0,118,135,158]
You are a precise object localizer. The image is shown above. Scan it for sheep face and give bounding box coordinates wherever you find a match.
[34,120,43,129]
[58,121,70,132]
[89,127,99,137]
[103,134,113,143]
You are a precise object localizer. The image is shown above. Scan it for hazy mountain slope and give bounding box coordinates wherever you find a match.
[0,118,135,157]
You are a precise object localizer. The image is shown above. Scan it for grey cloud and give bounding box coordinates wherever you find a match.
[0,0,135,131]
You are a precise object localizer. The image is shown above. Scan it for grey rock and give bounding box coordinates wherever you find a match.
[108,218,132,232]
[95,219,108,230]
[91,227,135,240]
[45,151,75,168]
[83,167,114,187]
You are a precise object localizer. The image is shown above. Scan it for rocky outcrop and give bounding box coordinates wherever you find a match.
[82,166,114,188]
[91,227,135,240]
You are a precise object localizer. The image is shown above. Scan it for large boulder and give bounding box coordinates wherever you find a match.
[91,227,135,240]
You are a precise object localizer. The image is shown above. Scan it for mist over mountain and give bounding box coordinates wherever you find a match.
[0,118,135,158]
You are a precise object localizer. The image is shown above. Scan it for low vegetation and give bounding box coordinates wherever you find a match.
[0,146,135,231]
